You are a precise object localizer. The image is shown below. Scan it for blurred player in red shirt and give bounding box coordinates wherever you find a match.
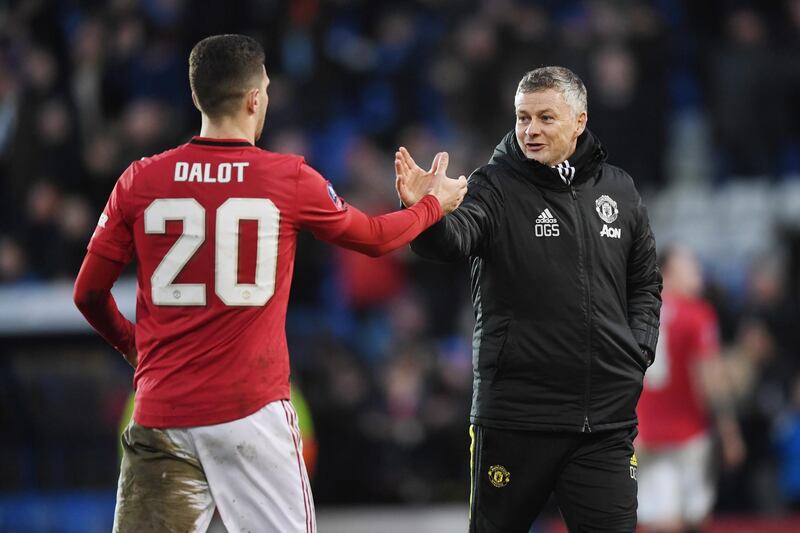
[73,34,466,533]
[636,246,744,533]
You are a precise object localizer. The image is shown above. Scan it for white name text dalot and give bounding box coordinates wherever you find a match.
[174,162,249,183]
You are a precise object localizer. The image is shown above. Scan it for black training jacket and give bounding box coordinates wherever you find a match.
[411,130,662,432]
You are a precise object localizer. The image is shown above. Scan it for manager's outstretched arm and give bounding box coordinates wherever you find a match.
[396,148,504,262]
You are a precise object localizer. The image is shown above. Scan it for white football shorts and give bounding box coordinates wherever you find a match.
[113,399,316,533]
[636,433,714,526]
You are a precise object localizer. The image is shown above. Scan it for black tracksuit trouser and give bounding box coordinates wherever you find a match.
[469,425,639,533]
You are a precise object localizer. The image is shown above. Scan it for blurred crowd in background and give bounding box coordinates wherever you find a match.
[2,0,800,520]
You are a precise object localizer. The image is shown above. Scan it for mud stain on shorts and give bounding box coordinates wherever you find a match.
[114,423,212,532]
[236,441,257,462]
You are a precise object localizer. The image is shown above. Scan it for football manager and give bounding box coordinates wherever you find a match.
[395,66,662,532]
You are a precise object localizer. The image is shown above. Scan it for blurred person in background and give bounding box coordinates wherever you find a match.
[717,251,795,513]
[36,97,82,189]
[398,65,661,532]
[303,340,382,504]
[709,8,781,178]
[724,319,775,407]
[23,180,62,279]
[719,317,781,512]
[775,375,800,510]
[52,194,94,279]
[73,34,466,532]
[587,43,666,188]
[0,236,28,283]
[636,245,745,533]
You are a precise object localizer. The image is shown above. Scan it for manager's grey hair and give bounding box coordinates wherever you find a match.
[517,66,587,116]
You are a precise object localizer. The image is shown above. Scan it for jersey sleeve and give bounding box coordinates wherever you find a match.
[88,164,135,264]
[73,251,136,357]
[294,161,443,256]
[295,163,353,240]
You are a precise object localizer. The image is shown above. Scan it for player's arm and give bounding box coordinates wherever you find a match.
[691,311,745,469]
[73,252,137,368]
[626,187,662,365]
[74,163,138,367]
[327,197,444,257]
[296,160,465,257]
[695,356,745,468]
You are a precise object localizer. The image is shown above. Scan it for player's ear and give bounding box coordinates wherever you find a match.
[191,92,202,113]
[246,87,260,115]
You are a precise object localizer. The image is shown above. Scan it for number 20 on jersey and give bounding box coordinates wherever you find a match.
[145,198,279,307]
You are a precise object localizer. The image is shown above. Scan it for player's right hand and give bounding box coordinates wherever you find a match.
[395,148,466,214]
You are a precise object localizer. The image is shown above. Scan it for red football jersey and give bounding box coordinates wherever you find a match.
[88,137,437,428]
[636,293,720,446]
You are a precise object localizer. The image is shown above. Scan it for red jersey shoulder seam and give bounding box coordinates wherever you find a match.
[135,144,186,171]
[293,156,305,229]
[117,162,137,226]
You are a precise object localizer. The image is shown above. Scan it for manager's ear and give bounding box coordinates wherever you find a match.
[575,111,587,137]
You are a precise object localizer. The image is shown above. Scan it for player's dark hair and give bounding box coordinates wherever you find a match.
[189,34,265,119]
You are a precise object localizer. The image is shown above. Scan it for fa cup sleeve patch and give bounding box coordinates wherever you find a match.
[326,182,346,211]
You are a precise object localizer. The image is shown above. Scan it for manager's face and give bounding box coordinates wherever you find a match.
[514,89,586,167]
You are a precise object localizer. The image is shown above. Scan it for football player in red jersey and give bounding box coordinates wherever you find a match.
[73,34,466,533]
[636,246,744,533]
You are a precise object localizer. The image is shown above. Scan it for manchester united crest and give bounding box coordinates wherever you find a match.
[488,465,511,488]
[595,195,618,224]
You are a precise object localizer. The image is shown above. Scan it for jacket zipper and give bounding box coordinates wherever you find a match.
[571,184,593,433]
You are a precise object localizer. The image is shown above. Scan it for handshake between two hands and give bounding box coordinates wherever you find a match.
[394,147,468,215]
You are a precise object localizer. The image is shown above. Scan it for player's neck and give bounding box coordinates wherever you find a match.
[199,115,255,145]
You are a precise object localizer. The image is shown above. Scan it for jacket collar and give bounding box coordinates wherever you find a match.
[488,129,607,191]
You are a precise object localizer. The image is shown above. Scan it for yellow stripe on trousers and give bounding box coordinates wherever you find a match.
[469,424,476,522]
